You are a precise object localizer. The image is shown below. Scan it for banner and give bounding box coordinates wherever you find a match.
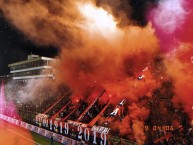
[62,136,73,145]
[0,114,91,145]
[20,121,27,128]
[54,134,63,143]
[27,124,33,130]
[39,128,46,136]
[45,130,54,138]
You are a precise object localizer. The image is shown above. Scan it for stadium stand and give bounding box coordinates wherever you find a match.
[1,77,192,145]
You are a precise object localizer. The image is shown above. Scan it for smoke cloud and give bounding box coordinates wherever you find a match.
[148,0,188,52]
[4,78,66,104]
[149,0,187,34]
[0,0,83,47]
[132,120,146,145]
[0,0,160,48]
[56,23,160,100]
[164,44,193,120]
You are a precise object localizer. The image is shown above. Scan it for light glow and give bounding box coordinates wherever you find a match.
[78,3,118,37]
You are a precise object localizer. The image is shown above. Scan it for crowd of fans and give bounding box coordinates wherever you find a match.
[144,81,193,144]
[45,93,71,117]
[1,78,192,144]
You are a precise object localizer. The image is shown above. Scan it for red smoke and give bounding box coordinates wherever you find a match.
[56,24,160,102]
[53,12,161,144]
[165,44,193,120]
[1,0,193,143]
[148,0,193,123]
[147,0,188,52]
[178,2,193,43]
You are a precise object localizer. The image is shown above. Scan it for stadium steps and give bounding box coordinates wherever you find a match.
[76,90,105,121]
[50,101,71,119]
[61,104,81,121]
[35,97,56,113]
[44,91,71,117]
[88,101,110,127]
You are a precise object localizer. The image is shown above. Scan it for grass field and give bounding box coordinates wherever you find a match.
[31,132,63,145]
[0,119,63,145]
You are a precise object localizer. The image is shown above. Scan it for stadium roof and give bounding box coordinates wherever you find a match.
[8,56,55,67]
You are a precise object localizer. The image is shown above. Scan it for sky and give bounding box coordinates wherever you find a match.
[0,12,58,76]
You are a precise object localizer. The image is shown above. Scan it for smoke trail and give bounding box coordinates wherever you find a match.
[118,116,132,137]
[132,120,146,145]
[129,103,150,145]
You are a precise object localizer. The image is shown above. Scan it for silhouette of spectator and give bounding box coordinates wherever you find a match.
[50,135,54,145]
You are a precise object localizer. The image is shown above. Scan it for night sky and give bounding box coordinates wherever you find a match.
[0,13,58,76]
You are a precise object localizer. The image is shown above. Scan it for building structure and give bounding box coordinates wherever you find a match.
[8,54,55,80]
